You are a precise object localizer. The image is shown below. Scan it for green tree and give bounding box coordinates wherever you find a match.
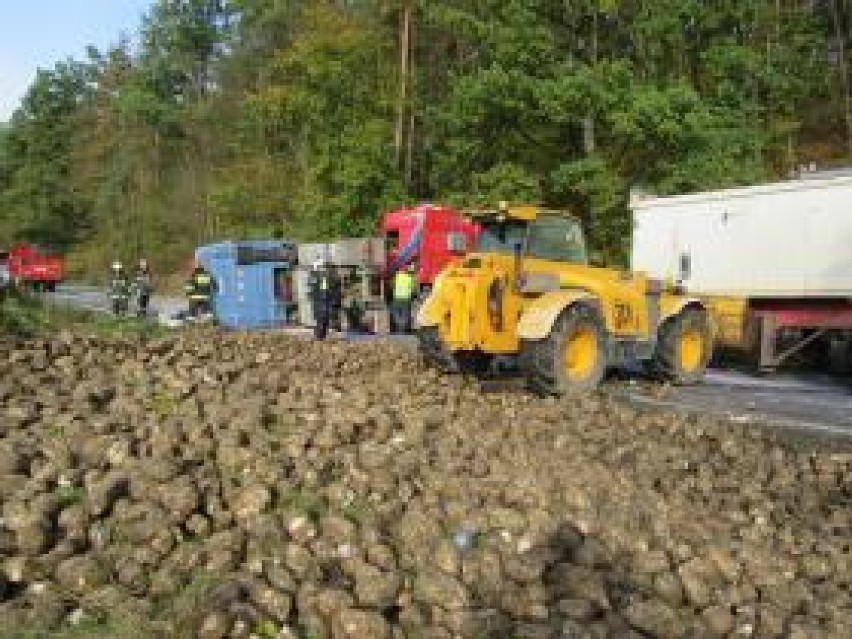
[0,0,844,275]
[0,60,92,248]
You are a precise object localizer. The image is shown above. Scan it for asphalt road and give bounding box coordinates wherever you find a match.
[50,283,186,319]
[614,369,852,443]
[47,284,852,442]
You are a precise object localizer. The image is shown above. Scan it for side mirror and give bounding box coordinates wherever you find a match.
[678,252,692,281]
[446,232,467,254]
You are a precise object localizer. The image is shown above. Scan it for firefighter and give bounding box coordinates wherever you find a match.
[108,261,131,316]
[185,263,215,319]
[308,257,340,340]
[391,263,417,334]
[0,259,10,303]
[330,263,343,332]
[133,258,153,317]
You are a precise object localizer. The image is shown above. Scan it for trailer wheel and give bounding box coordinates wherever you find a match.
[824,337,852,376]
[650,307,712,384]
[521,304,607,395]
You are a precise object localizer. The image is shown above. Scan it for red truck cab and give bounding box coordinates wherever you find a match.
[6,245,64,291]
[381,204,479,294]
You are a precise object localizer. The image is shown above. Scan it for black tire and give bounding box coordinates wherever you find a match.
[520,304,607,395]
[417,326,492,375]
[417,326,458,372]
[649,307,712,384]
[824,338,852,376]
[454,351,493,376]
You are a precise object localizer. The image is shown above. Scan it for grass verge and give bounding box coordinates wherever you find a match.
[0,291,167,339]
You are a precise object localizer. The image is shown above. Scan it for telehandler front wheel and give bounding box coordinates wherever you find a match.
[417,327,454,372]
[650,307,712,384]
[521,304,607,395]
[417,327,492,375]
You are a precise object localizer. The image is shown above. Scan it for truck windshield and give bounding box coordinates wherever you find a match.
[476,220,528,254]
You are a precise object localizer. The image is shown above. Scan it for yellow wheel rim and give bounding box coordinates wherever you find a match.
[563,327,597,380]
[679,329,704,372]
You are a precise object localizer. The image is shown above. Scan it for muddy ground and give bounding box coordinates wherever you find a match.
[49,284,852,440]
[0,330,849,638]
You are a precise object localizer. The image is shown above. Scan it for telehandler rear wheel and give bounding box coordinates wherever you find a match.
[521,304,607,395]
[650,307,712,384]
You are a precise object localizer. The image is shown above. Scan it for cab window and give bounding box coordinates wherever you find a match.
[476,220,528,254]
[527,217,587,264]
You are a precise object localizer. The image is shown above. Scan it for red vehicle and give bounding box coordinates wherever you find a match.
[381,204,480,295]
[4,245,64,291]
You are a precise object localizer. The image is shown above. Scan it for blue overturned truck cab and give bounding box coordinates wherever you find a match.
[194,240,298,329]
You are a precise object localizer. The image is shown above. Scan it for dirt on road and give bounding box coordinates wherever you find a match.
[0,330,849,638]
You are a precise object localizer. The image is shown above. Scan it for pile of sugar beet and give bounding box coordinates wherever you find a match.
[0,330,849,639]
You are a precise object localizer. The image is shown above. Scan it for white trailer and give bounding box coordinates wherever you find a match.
[631,173,852,370]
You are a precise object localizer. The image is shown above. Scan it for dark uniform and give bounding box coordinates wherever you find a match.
[0,263,10,303]
[308,263,341,340]
[185,266,215,318]
[109,268,131,316]
[133,264,153,317]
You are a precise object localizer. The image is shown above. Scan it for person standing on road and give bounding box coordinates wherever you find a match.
[330,263,343,332]
[0,259,10,303]
[185,263,215,319]
[391,263,417,333]
[108,261,131,316]
[133,258,153,317]
[308,257,339,340]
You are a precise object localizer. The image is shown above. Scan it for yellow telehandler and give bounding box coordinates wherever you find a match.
[416,204,713,394]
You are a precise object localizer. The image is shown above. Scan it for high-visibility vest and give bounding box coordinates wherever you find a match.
[188,272,213,299]
[393,271,416,301]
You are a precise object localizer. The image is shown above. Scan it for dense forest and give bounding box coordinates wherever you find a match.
[0,0,850,276]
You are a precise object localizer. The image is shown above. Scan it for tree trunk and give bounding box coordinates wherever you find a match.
[404,5,416,191]
[395,2,412,166]
[405,111,415,191]
[830,0,852,157]
[583,11,598,155]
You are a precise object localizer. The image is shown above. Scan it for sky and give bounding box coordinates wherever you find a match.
[0,0,154,121]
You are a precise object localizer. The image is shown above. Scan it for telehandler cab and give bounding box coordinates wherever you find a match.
[416,204,713,394]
